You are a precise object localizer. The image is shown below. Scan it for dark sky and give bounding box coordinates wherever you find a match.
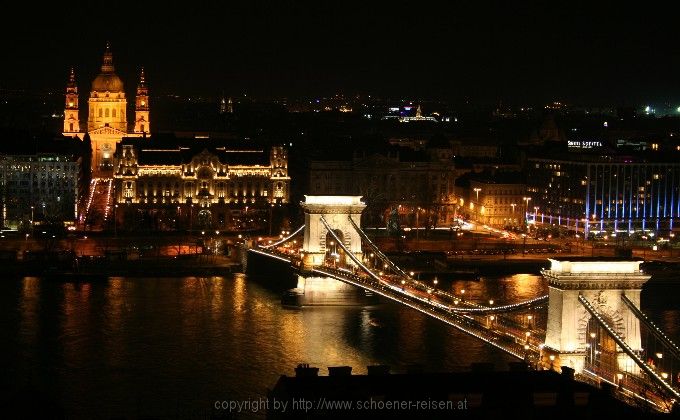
[2,2,679,105]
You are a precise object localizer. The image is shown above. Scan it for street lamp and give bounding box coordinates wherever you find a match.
[534,206,539,223]
[416,207,421,242]
[190,204,194,232]
[590,332,596,363]
[473,187,481,202]
[522,196,531,223]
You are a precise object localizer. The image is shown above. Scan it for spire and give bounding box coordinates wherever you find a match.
[138,67,146,87]
[136,67,148,97]
[101,41,114,73]
[415,104,422,118]
[66,67,77,92]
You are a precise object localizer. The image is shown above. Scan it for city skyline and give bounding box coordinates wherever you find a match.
[2,3,679,105]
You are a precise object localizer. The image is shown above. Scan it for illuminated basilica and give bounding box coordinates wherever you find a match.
[62,42,290,230]
[63,42,148,172]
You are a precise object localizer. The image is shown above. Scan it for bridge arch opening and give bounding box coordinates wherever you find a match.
[585,314,619,374]
[325,229,346,266]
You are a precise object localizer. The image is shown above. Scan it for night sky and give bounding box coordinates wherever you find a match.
[2,2,678,105]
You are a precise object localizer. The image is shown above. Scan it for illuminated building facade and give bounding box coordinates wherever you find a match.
[63,43,147,172]
[309,149,457,226]
[527,157,680,234]
[468,173,525,228]
[112,136,289,230]
[0,136,85,229]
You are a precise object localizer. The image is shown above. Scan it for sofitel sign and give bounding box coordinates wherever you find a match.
[568,140,602,149]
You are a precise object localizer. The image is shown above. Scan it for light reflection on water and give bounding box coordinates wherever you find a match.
[0,273,676,419]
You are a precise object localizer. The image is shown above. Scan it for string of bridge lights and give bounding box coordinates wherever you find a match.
[103,179,113,221]
[312,264,527,361]
[256,225,531,361]
[254,223,678,403]
[348,216,410,279]
[621,294,680,357]
[82,178,98,222]
[262,225,305,249]
[579,295,680,400]
[448,295,549,314]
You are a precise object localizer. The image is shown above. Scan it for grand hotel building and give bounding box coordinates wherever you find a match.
[527,152,680,235]
[112,136,290,230]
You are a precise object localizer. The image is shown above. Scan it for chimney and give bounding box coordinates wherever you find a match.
[295,363,319,378]
[328,366,352,377]
[560,366,575,380]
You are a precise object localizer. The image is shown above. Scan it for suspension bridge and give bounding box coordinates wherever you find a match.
[248,195,680,412]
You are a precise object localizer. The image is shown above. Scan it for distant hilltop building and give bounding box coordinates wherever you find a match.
[63,42,150,172]
[219,96,233,114]
[381,104,438,122]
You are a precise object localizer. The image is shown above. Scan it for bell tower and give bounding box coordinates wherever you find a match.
[63,67,80,134]
[134,67,150,135]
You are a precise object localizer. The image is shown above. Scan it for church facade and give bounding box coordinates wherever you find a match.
[63,42,148,172]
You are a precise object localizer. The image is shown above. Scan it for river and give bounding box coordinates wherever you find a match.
[0,273,677,418]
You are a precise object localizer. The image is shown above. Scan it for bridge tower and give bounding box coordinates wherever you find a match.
[540,258,650,375]
[300,195,365,268]
[291,195,367,305]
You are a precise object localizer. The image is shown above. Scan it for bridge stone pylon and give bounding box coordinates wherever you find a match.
[540,258,650,374]
[300,195,366,269]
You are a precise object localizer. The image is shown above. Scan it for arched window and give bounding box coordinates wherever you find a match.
[105,108,110,118]
[98,108,103,118]
[112,108,117,118]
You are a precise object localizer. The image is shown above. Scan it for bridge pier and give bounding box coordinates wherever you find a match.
[540,258,649,375]
[284,274,373,306]
[282,195,370,306]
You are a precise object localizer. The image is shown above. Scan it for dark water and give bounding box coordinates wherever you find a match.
[0,273,677,419]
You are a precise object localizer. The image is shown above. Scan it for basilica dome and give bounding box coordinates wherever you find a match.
[91,72,124,93]
[91,42,125,94]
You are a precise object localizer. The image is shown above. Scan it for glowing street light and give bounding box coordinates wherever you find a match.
[473,187,481,201]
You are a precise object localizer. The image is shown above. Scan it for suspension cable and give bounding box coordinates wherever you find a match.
[579,294,680,400]
[262,225,305,249]
[347,216,409,278]
[449,295,549,314]
[621,294,680,360]
[320,216,382,282]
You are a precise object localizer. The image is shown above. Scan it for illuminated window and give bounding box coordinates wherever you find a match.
[651,143,659,150]
[112,108,116,118]
[98,108,103,118]
[105,108,110,118]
